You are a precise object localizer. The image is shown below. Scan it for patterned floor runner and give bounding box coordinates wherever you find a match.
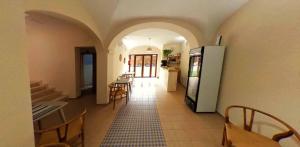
[100,101,166,147]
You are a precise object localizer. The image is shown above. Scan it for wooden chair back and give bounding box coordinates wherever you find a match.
[225,105,300,142]
[39,143,70,147]
[108,82,128,109]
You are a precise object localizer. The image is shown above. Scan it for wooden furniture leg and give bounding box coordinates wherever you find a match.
[81,132,85,147]
[58,109,67,122]
[222,127,225,145]
[38,120,42,130]
[113,90,117,109]
[126,84,129,104]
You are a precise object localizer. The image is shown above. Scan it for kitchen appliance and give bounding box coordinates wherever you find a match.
[185,46,225,112]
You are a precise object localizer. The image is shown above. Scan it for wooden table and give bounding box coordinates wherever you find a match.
[122,72,134,88]
[115,78,131,103]
[32,101,68,128]
[123,72,135,78]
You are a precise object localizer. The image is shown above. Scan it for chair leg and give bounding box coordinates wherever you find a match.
[129,83,132,93]
[125,92,128,104]
[81,132,85,147]
[37,120,42,130]
[127,84,129,103]
[113,96,116,109]
[113,92,117,110]
[222,127,225,145]
[222,127,231,147]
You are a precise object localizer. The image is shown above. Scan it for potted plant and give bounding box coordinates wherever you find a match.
[161,49,173,67]
[162,49,173,59]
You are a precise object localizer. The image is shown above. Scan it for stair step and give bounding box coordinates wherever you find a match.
[30,81,42,88]
[32,91,62,104]
[31,88,55,99]
[53,95,68,101]
[31,84,48,93]
[30,80,68,104]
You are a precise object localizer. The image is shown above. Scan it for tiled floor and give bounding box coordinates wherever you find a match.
[38,78,224,147]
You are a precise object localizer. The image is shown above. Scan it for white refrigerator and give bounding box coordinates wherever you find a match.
[185,46,225,112]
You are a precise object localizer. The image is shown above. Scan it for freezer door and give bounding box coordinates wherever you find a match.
[187,55,202,102]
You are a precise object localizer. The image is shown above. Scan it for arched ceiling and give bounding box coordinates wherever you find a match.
[83,0,249,42]
[122,28,184,49]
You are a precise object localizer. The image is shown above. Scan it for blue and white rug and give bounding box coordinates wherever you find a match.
[100,101,166,147]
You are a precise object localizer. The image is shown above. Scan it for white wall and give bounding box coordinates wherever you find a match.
[0,1,35,146]
[217,1,300,146]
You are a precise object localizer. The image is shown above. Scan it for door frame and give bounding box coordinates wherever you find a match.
[75,47,97,97]
[129,54,158,78]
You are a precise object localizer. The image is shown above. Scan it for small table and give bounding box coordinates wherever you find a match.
[32,101,68,128]
[123,72,135,78]
[115,78,131,104]
[122,72,134,88]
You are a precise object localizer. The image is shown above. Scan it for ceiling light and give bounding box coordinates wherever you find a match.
[175,36,186,42]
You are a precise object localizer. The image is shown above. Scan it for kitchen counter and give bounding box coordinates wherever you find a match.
[159,67,178,91]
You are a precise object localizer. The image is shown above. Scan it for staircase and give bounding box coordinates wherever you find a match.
[30,81,68,104]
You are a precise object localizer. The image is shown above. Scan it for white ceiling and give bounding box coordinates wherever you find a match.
[83,0,249,42]
[122,28,184,49]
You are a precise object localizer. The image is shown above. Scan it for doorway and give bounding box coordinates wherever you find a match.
[129,54,157,78]
[76,47,96,96]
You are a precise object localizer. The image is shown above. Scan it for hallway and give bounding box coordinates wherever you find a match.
[43,78,224,146]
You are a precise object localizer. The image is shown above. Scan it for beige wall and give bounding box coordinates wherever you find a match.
[107,43,128,84]
[96,43,109,104]
[25,1,109,104]
[163,42,183,55]
[179,42,192,87]
[0,1,35,146]
[25,0,103,41]
[217,1,300,146]
[26,12,98,98]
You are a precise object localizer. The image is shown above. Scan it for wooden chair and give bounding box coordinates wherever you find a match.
[35,109,87,147]
[108,82,128,109]
[39,143,70,147]
[222,105,300,147]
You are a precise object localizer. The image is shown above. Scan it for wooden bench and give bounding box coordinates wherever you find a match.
[222,105,300,147]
